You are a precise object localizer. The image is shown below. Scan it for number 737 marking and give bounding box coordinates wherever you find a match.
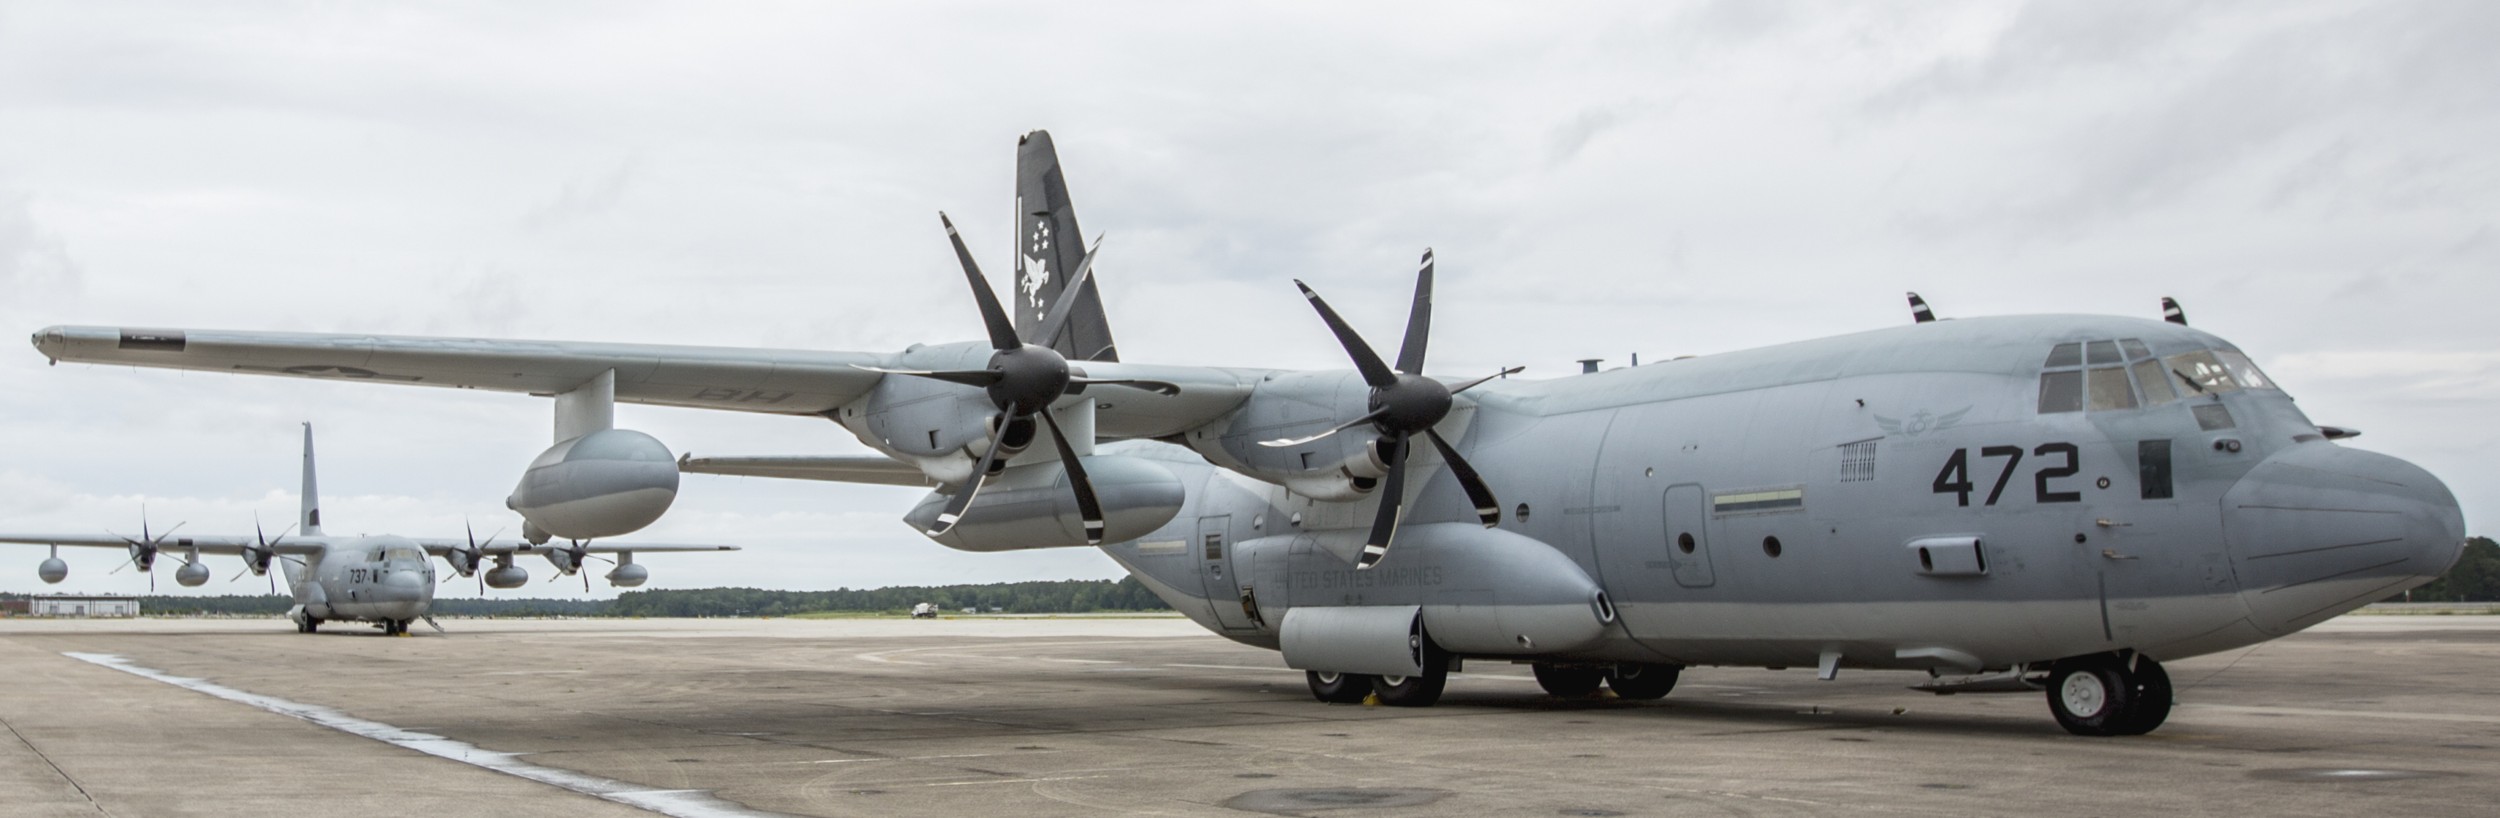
[1932,443,2082,506]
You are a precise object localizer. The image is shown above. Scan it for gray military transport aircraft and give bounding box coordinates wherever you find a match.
[4,424,738,635]
[25,131,2465,734]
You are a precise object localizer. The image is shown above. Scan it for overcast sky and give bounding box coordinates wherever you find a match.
[2,1,2493,598]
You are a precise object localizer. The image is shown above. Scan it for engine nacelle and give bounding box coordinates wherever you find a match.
[833,341,1023,486]
[508,429,679,541]
[174,561,211,587]
[1181,370,1397,501]
[901,455,1185,551]
[37,557,67,584]
[484,562,530,589]
[605,560,649,588]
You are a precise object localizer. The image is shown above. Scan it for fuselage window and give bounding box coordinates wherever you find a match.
[2038,370,2084,413]
[2087,367,2137,411]
[2130,359,2177,405]
[2085,340,2122,365]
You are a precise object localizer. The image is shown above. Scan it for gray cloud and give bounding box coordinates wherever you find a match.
[0,190,83,298]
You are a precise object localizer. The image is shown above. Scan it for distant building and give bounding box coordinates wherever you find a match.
[21,595,141,618]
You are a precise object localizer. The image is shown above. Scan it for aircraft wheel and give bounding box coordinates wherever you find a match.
[1605,663,1681,700]
[2111,657,2174,736]
[1371,667,1447,707]
[304,618,321,634]
[2047,655,2138,736]
[1532,664,1605,698]
[1305,671,1374,704]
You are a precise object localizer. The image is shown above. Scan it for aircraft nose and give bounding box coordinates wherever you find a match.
[376,570,428,602]
[2221,444,2465,635]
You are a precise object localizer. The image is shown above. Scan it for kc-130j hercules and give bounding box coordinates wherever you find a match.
[3,425,738,635]
[26,131,2463,733]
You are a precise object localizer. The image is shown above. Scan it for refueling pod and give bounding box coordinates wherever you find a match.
[605,557,648,588]
[173,559,211,587]
[38,550,67,584]
[483,558,530,589]
[508,428,679,541]
[509,371,679,543]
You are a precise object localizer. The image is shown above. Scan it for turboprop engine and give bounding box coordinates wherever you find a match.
[508,428,679,542]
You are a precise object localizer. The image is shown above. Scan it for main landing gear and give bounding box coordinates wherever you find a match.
[1530,663,1682,700]
[2045,652,2172,736]
[377,619,414,637]
[1304,639,1453,707]
[295,617,321,634]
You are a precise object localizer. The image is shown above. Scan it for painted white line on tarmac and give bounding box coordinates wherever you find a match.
[63,652,791,818]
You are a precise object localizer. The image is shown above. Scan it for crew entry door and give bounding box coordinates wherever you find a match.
[1196,515,1257,631]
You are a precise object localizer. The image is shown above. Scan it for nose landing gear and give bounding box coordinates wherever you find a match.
[2046,652,2172,736]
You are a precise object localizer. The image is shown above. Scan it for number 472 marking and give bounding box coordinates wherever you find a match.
[1932,443,2082,506]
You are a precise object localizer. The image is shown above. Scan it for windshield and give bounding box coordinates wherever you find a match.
[2163,349,2278,396]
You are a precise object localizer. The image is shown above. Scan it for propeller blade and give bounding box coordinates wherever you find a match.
[149,521,187,543]
[1038,408,1105,544]
[940,212,1023,352]
[1029,234,1104,350]
[1293,280,1396,388]
[926,411,1013,538]
[1394,249,1434,376]
[1259,407,1389,448]
[1068,376,1181,397]
[1424,428,1500,527]
[1445,366,1526,396]
[2161,296,2189,326]
[849,364,1007,389]
[1357,435,1411,570]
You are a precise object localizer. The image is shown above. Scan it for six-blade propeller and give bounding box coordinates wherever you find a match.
[862,212,1181,545]
[1270,250,1520,570]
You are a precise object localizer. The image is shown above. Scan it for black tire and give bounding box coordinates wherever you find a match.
[1533,664,1605,698]
[2111,657,2173,736]
[1372,668,1447,707]
[2047,656,2136,736]
[1606,663,1681,700]
[304,618,321,634]
[1306,670,1375,704]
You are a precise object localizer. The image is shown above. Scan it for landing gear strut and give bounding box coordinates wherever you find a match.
[2046,652,2172,736]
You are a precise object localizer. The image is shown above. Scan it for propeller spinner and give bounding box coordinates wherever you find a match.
[1270,250,1520,570]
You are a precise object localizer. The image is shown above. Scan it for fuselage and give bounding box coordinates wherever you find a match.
[1104,314,2466,673]
[283,535,436,626]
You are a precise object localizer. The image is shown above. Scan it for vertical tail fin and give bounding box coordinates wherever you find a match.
[299,423,324,537]
[1013,130,1118,362]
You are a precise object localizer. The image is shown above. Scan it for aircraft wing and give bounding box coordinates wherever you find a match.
[677,453,934,486]
[411,540,742,556]
[32,326,889,415]
[0,533,322,556]
[31,327,1263,436]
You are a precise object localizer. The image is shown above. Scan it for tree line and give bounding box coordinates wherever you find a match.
[3,577,1172,617]
[2394,536,2499,602]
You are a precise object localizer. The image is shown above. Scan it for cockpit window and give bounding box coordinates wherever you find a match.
[2119,338,2152,361]
[2045,343,2083,368]
[2038,370,2084,413]
[383,548,424,563]
[2213,350,2274,390]
[2131,358,2178,405]
[2087,367,2137,411]
[2165,350,2241,394]
[2085,340,2122,365]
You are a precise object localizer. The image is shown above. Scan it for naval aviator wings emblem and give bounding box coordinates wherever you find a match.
[1874,406,1970,438]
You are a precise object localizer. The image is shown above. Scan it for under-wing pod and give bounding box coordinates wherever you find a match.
[902,455,1184,551]
[508,429,679,542]
[605,555,648,588]
[37,552,67,584]
[173,559,211,587]
[483,557,530,589]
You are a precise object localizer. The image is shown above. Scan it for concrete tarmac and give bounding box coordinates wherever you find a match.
[2,614,2493,816]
